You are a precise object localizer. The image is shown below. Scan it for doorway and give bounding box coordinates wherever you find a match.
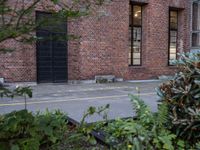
[36,12,68,83]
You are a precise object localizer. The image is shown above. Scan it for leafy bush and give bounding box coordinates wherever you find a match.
[0,86,109,150]
[0,110,67,150]
[1,53,200,149]
[102,95,185,150]
[0,82,3,88]
[157,53,200,144]
[0,86,12,98]
[0,86,32,109]
[60,105,110,150]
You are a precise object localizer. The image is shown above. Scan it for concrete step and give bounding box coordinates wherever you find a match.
[95,75,115,83]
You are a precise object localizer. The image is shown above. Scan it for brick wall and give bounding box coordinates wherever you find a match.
[75,0,191,80]
[0,39,36,82]
[0,0,60,82]
[125,0,191,80]
[0,0,192,82]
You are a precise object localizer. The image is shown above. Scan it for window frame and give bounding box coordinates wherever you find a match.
[191,0,200,50]
[129,4,143,66]
[168,9,178,66]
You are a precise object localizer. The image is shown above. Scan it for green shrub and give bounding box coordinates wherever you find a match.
[102,95,185,150]
[157,53,200,144]
[60,105,110,150]
[0,87,13,98]
[0,110,67,150]
[0,86,32,110]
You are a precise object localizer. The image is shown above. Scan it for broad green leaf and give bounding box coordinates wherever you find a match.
[11,145,20,150]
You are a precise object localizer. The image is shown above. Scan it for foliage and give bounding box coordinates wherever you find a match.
[157,53,200,144]
[195,141,200,149]
[102,95,185,150]
[0,0,110,52]
[61,105,110,150]
[0,86,12,98]
[0,109,67,150]
[0,86,32,109]
[0,82,3,87]
[2,52,200,149]
[0,105,110,150]
[14,86,32,109]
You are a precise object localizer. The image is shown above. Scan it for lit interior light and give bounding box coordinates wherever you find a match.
[134,11,141,17]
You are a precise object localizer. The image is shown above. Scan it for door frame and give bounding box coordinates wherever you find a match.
[35,11,68,83]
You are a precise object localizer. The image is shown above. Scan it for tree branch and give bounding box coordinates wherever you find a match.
[8,0,19,25]
[16,0,40,29]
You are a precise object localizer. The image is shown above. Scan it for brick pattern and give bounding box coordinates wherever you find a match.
[0,0,192,82]
[0,40,36,82]
[0,0,61,82]
[68,19,81,80]
[75,0,191,80]
[125,0,191,80]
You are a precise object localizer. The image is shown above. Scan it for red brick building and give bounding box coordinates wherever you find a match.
[0,0,198,83]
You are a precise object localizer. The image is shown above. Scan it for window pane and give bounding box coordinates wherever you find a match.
[170,45,177,53]
[133,5,142,26]
[133,45,140,51]
[170,11,178,30]
[129,52,131,59]
[129,5,142,66]
[170,37,176,43]
[170,31,177,37]
[170,54,176,60]
[133,53,140,59]
[170,54,176,61]
[133,27,141,41]
[193,2,200,31]
[192,32,200,47]
[169,10,178,65]
[170,31,177,43]
[133,59,140,65]
[129,29,132,43]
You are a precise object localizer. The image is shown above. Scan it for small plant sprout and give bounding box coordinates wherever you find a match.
[135,87,140,97]
[14,86,32,110]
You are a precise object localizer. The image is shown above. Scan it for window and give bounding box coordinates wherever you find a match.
[192,0,200,49]
[169,10,178,65]
[129,4,142,66]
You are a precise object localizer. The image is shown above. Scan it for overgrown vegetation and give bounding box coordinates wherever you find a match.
[0,99,109,150]
[0,110,67,150]
[1,53,200,149]
[0,0,108,47]
[158,53,200,144]
[98,53,200,149]
[58,105,109,150]
[0,86,32,109]
[0,0,110,52]
[100,96,185,150]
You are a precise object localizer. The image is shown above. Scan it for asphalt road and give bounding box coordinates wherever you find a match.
[0,81,161,123]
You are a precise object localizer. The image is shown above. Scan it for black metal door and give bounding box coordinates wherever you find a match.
[36,12,67,83]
